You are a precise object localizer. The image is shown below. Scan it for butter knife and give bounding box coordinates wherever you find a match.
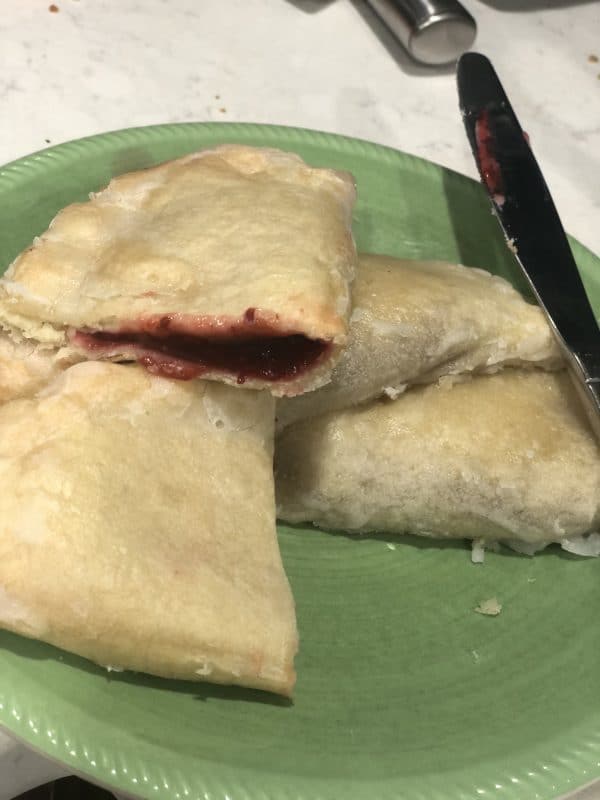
[456,51,600,440]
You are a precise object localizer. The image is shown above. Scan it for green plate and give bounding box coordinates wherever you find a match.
[0,123,599,800]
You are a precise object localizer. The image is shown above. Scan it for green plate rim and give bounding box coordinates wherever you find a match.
[2,119,596,273]
[0,121,598,800]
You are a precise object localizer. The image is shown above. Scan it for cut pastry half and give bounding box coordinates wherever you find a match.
[0,360,298,695]
[275,370,600,550]
[277,253,561,428]
[0,145,357,397]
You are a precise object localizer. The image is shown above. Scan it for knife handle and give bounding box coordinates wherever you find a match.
[365,0,476,65]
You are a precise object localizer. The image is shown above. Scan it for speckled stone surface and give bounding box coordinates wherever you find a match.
[0,0,599,253]
[0,1,599,797]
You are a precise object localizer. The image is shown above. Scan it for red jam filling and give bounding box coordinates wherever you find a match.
[72,310,330,383]
[475,109,505,205]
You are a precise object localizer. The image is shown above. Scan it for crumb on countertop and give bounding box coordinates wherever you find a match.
[475,597,502,616]
[588,54,599,63]
[49,4,59,11]
[219,107,227,113]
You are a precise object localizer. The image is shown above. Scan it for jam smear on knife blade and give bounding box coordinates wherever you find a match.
[475,109,505,207]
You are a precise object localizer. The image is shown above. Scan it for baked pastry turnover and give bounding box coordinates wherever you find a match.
[276,370,600,549]
[0,145,356,396]
[0,361,298,695]
[277,254,560,428]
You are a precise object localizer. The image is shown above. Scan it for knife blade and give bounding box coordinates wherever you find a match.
[456,51,600,441]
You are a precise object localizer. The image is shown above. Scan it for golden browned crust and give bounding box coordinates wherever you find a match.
[276,370,599,545]
[0,361,298,695]
[0,145,357,395]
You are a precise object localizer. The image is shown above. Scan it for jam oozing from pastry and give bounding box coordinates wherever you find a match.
[72,311,330,383]
[475,109,505,207]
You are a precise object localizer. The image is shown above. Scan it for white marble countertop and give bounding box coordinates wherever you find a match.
[0,1,599,798]
[1,0,599,255]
